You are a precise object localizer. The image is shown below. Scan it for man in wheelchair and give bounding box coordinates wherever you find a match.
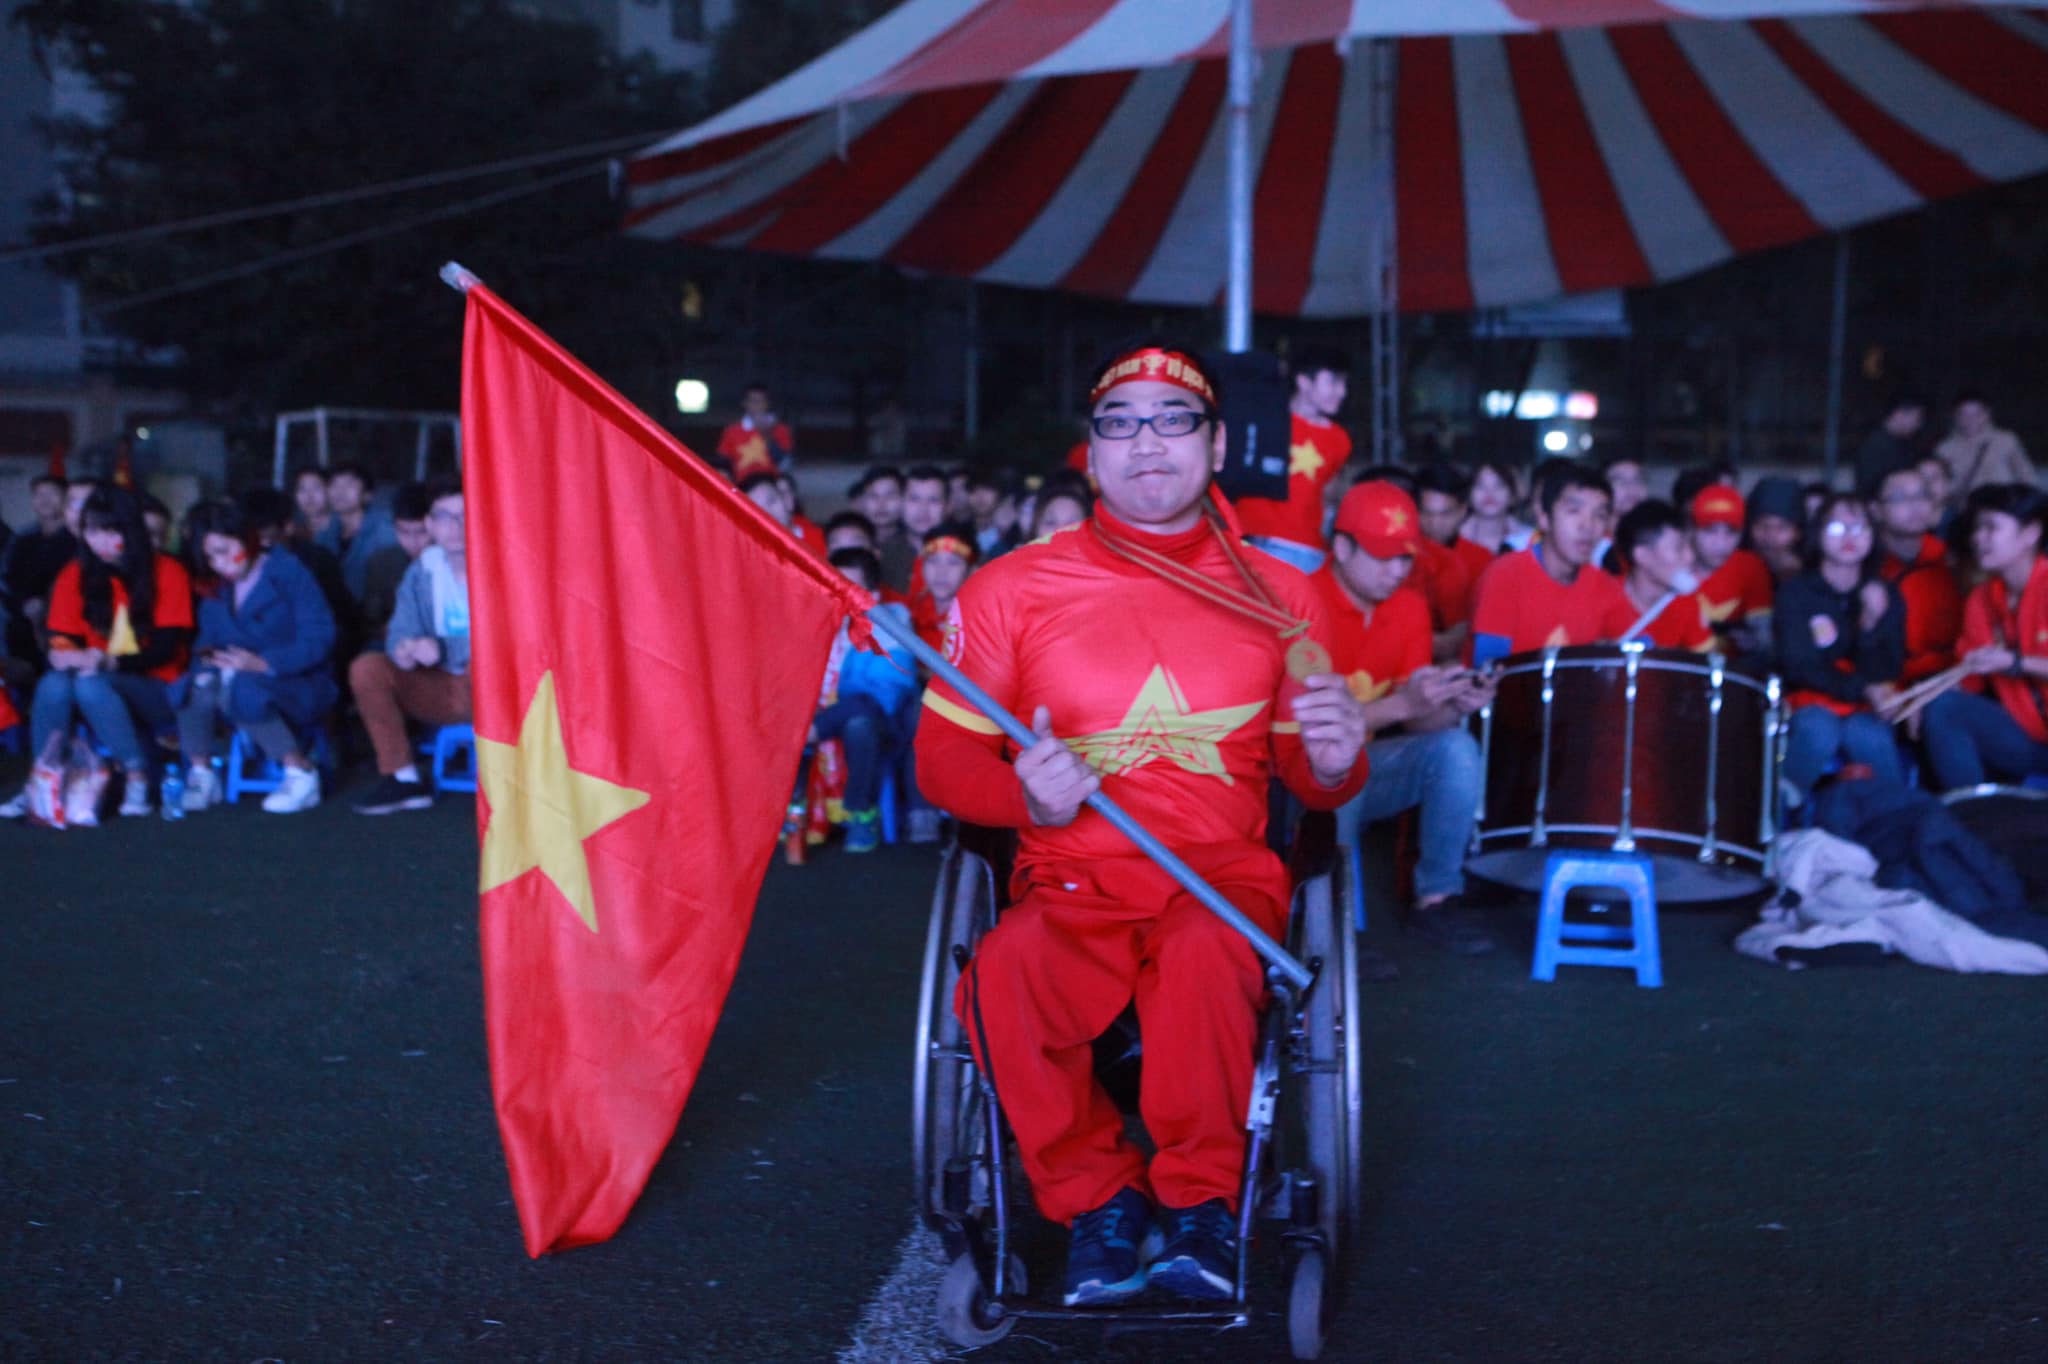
[915,343,1369,1308]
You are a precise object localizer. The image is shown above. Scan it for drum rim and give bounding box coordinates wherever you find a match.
[1490,649,1774,692]
[1474,822,1767,867]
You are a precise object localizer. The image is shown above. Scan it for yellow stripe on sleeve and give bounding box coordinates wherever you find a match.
[922,687,1002,736]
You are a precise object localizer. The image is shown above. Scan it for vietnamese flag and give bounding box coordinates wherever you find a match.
[458,280,873,1256]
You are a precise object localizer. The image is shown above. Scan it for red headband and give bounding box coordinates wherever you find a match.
[922,534,976,563]
[1089,347,1217,408]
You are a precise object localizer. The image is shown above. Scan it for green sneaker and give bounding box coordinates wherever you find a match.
[843,808,879,854]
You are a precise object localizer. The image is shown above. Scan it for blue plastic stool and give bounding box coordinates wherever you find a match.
[1532,849,1662,988]
[877,765,900,845]
[430,724,478,793]
[224,728,333,803]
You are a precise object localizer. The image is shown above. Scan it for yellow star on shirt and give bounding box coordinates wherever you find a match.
[1700,595,1742,625]
[1066,666,1268,786]
[1289,440,1325,479]
[478,671,651,934]
[1346,670,1391,704]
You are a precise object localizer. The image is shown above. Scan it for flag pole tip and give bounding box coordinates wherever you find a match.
[440,261,482,294]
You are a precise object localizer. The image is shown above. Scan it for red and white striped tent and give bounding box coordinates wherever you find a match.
[624,2,2048,316]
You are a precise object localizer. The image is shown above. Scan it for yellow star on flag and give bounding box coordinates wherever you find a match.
[1289,440,1325,479]
[1067,666,1267,786]
[478,671,651,934]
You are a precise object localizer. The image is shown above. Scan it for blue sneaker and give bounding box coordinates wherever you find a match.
[1062,1187,1156,1307]
[843,808,879,854]
[1147,1198,1237,1301]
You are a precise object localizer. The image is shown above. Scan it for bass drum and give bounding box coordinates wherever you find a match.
[1469,644,1783,903]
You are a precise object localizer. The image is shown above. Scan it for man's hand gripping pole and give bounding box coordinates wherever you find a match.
[865,605,1314,992]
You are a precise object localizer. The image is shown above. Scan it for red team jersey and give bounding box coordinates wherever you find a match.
[1310,569,1433,703]
[918,499,1365,894]
[1877,534,1964,683]
[716,419,793,480]
[1696,549,1775,631]
[1468,547,1628,657]
[1411,535,1474,633]
[1234,414,1349,548]
[1958,554,2048,743]
[46,555,195,683]
[1601,587,1715,652]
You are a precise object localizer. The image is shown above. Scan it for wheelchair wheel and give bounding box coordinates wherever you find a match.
[936,1249,1025,1348]
[1287,1246,1329,1360]
[1291,868,1363,1260]
[912,846,1000,1223]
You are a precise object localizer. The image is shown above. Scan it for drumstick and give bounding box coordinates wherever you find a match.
[1887,662,1970,713]
[1887,664,1972,727]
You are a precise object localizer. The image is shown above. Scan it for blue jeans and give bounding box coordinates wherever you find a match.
[811,694,888,814]
[1922,690,2048,790]
[1783,707,1906,796]
[31,668,173,771]
[1246,536,1326,575]
[1334,729,1482,900]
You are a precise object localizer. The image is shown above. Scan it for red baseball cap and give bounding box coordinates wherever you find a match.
[1690,485,1745,529]
[1334,481,1423,558]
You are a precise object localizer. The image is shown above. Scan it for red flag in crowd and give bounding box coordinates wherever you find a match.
[459,281,873,1256]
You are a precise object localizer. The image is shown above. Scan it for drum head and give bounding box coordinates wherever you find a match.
[1468,847,1769,905]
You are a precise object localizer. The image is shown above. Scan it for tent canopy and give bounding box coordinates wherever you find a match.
[624,2,2048,314]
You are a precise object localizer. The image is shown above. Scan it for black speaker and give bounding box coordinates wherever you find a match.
[1208,350,1292,502]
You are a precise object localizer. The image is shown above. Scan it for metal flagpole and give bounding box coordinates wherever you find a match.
[864,604,1314,992]
[1223,0,1255,355]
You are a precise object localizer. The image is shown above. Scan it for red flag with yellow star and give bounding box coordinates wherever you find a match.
[459,282,872,1256]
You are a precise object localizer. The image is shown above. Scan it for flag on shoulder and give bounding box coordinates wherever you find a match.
[457,278,872,1256]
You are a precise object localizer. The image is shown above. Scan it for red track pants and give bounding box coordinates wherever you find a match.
[954,848,1287,1225]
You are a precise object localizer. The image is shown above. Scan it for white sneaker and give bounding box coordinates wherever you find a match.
[182,765,222,812]
[261,765,321,814]
[119,774,152,817]
[0,789,27,819]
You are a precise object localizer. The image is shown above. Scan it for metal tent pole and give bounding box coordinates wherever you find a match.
[1822,233,1849,484]
[1224,0,1254,354]
[1369,37,1400,465]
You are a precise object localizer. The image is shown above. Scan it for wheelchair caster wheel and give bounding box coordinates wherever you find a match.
[1287,1247,1328,1360]
[936,1250,1025,1349]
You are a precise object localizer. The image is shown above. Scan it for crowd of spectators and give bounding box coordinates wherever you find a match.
[0,465,470,820]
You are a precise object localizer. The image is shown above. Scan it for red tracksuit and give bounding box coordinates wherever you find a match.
[916,494,1365,1224]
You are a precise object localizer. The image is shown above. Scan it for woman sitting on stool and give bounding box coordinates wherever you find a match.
[171,500,338,813]
[0,486,194,818]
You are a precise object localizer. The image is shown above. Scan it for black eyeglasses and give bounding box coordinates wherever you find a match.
[1090,410,1208,440]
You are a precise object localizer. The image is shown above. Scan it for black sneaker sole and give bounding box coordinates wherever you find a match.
[354,794,435,815]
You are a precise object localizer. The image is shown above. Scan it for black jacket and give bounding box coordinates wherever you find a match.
[1772,570,1906,704]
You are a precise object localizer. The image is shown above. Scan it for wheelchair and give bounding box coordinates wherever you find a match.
[911,811,1364,1359]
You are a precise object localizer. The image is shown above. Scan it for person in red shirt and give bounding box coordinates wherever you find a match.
[1468,460,1627,663]
[1603,501,1714,651]
[2,486,193,819]
[916,341,1368,1307]
[1234,345,1350,573]
[910,523,976,655]
[1317,481,1497,954]
[1352,465,1472,659]
[715,383,794,480]
[1869,465,1963,684]
[1922,485,2048,789]
[1688,486,1775,655]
